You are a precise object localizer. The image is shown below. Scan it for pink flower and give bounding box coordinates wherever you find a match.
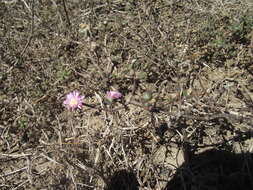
[106,91,122,100]
[63,91,84,110]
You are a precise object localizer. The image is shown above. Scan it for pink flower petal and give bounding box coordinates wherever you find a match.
[106,91,122,99]
[63,91,84,110]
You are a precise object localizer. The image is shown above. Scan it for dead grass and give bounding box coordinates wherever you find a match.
[1,0,253,190]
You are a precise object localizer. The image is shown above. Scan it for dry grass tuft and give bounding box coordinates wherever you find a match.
[1,0,253,189]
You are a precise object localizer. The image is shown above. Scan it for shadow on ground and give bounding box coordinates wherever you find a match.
[164,149,253,190]
[105,170,139,190]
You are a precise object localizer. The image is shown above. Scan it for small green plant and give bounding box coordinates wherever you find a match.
[229,15,253,43]
[17,117,28,129]
[57,69,71,81]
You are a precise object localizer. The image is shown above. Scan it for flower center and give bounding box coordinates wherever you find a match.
[69,98,78,107]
